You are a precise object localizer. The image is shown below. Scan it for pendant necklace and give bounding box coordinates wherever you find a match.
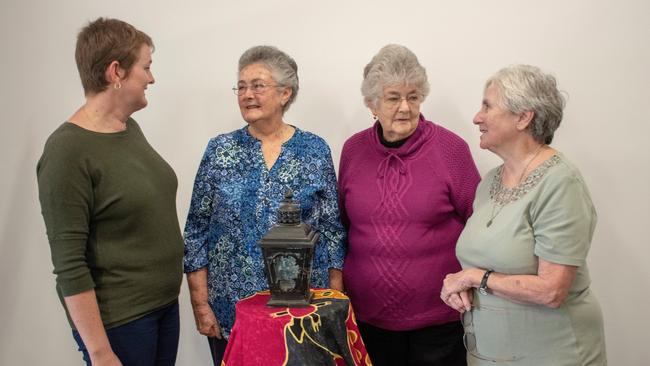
[487,144,545,227]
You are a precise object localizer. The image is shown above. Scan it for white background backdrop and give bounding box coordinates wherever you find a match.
[1,0,648,364]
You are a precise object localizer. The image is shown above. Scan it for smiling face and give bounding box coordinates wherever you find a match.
[120,44,155,112]
[237,63,291,125]
[472,84,524,152]
[370,84,422,142]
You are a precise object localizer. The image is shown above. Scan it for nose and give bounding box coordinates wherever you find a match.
[472,110,483,125]
[241,85,255,98]
[147,69,155,84]
[397,97,411,112]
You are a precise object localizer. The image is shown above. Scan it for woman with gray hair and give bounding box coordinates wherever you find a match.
[183,45,345,364]
[339,44,480,365]
[441,65,607,365]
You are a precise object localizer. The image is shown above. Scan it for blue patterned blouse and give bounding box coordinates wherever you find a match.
[183,126,346,337]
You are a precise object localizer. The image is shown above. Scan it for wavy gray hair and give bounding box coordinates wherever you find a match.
[361,44,429,108]
[487,64,566,144]
[238,45,299,112]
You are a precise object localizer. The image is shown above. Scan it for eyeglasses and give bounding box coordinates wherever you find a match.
[381,94,422,109]
[232,82,281,96]
[461,309,523,362]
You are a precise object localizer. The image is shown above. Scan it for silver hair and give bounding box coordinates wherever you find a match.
[361,44,430,108]
[238,45,299,112]
[486,64,566,144]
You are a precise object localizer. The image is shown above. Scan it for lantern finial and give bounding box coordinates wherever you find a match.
[278,189,300,225]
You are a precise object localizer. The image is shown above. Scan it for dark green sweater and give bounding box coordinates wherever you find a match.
[37,119,183,329]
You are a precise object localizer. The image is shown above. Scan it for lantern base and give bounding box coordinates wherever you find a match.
[266,290,314,307]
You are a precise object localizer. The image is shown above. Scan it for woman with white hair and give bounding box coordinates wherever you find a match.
[339,44,480,365]
[441,64,607,365]
[183,45,345,365]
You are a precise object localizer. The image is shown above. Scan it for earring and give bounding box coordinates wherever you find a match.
[372,114,378,121]
[114,82,122,90]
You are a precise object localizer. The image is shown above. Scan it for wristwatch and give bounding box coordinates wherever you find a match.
[478,269,494,296]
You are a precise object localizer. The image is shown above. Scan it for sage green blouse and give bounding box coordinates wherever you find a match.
[456,154,607,365]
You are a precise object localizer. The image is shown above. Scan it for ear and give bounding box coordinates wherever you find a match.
[366,98,379,117]
[516,110,534,131]
[104,60,126,84]
[281,87,293,106]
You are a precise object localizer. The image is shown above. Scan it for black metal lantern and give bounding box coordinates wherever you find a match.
[258,190,318,307]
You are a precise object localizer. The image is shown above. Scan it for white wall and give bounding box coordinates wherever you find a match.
[1,0,648,364]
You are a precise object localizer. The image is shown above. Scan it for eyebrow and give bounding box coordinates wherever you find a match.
[385,90,419,96]
[238,78,267,84]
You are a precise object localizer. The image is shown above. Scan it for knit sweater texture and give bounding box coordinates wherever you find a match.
[37,119,184,329]
[339,115,480,330]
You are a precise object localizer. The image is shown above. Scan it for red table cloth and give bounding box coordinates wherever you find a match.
[222,289,371,365]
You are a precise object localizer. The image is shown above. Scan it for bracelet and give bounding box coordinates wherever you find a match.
[478,269,494,296]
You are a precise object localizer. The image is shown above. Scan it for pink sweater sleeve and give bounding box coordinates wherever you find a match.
[439,133,481,222]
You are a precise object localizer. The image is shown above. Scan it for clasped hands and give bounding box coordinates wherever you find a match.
[440,268,482,313]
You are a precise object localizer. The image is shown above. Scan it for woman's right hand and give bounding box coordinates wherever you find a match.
[186,269,222,338]
[192,303,222,339]
[90,349,123,366]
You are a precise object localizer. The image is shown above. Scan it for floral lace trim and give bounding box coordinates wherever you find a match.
[489,155,561,205]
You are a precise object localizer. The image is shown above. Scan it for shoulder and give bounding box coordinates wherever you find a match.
[542,153,587,187]
[212,128,243,144]
[341,126,373,155]
[41,122,87,159]
[428,122,472,152]
[422,121,476,170]
[127,117,143,132]
[37,123,92,178]
[292,128,332,154]
[204,128,246,151]
[532,153,595,210]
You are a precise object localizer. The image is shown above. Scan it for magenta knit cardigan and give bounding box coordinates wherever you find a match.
[338,115,480,330]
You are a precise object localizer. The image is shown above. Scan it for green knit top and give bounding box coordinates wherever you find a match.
[37,119,183,329]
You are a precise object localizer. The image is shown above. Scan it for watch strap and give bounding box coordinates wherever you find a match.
[478,269,494,295]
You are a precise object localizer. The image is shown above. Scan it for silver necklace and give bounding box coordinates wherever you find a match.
[486,145,545,227]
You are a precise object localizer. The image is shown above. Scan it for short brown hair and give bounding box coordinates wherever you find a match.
[75,18,153,95]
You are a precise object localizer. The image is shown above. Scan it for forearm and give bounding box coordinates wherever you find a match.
[444,261,576,310]
[64,289,114,359]
[186,268,221,338]
[485,274,558,306]
[485,268,574,308]
[186,268,210,307]
[328,268,343,291]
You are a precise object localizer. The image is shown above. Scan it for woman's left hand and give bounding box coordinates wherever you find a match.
[328,268,344,292]
[441,268,481,312]
[444,290,474,313]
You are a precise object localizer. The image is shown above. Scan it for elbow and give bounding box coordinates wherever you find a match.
[543,289,568,309]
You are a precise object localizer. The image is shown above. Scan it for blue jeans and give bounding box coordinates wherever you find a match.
[72,300,180,366]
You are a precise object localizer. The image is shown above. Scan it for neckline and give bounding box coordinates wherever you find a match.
[370,114,434,159]
[490,154,561,205]
[244,124,298,146]
[64,118,132,136]
[377,123,410,148]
